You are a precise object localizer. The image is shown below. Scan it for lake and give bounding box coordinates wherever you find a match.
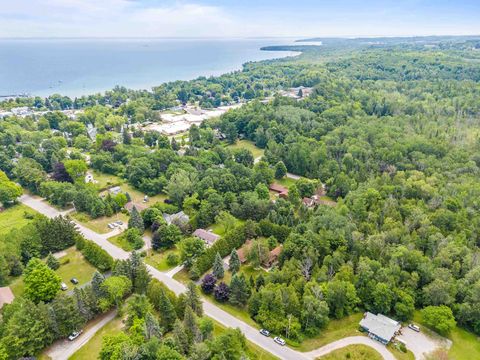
[0,38,299,98]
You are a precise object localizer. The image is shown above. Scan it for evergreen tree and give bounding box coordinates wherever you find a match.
[172,319,190,355]
[46,253,60,270]
[123,130,131,145]
[185,282,203,317]
[50,294,84,338]
[274,161,287,179]
[171,137,180,151]
[229,274,250,306]
[255,274,265,290]
[228,249,240,274]
[145,312,162,340]
[158,289,177,331]
[212,252,224,279]
[91,271,106,299]
[183,305,200,343]
[128,206,145,233]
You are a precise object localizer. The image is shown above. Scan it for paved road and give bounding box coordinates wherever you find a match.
[45,310,116,360]
[304,336,396,360]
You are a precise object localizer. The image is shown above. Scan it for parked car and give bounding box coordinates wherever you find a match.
[68,330,83,341]
[115,220,123,225]
[408,324,420,332]
[259,329,270,337]
[108,223,115,229]
[61,283,68,291]
[70,278,79,284]
[274,337,286,346]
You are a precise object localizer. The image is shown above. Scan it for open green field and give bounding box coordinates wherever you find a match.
[144,247,180,271]
[10,246,97,297]
[275,177,298,188]
[413,311,480,360]
[297,313,364,351]
[69,312,124,360]
[0,204,38,237]
[72,211,129,234]
[317,344,383,360]
[226,139,265,159]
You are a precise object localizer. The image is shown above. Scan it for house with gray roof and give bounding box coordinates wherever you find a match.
[163,211,189,226]
[359,312,401,345]
[193,228,220,246]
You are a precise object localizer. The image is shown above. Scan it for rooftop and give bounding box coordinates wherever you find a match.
[359,312,401,343]
[0,287,14,309]
[193,228,220,245]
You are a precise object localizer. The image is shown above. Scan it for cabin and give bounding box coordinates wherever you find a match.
[0,287,14,309]
[193,229,220,247]
[269,183,288,199]
[359,312,401,345]
[266,245,282,268]
[237,240,253,263]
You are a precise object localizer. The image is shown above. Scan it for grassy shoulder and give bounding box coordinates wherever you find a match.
[69,312,124,360]
[9,246,97,297]
[144,247,180,272]
[0,203,38,237]
[107,232,134,251]
[212,319,278,360]
[296,313,364,352]
[316,344,383,360]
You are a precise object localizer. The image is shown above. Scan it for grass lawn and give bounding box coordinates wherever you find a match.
[10,247,97,297]
[275,177,298,188]
[145,248,180,271]
[387,343,415,360]
[173,267,192,284]
[107,232,134,252]
[412,311,480,360]
[0,204,38,237]
[69,312,124,360]
[316,344,383,360]
[72,211,129,234]
[226,139,264,159]
[212,319,278,360]
[297,313,364,352]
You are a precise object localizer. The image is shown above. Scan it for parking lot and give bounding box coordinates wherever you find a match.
[397,326,452,360]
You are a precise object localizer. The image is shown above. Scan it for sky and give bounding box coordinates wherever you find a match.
[0,0,479,38]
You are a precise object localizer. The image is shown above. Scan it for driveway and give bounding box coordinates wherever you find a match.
[304,336,396,360]
[397,326,451,360]
[45,310,116,360]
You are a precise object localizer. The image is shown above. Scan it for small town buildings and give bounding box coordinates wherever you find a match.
[163,211,190,226]
[359,312,401,345]
[269,183,288,199]
[0,287,14,309]
[193,228,220,247]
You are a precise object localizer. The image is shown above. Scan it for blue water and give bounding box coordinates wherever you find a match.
[0,38,298,97]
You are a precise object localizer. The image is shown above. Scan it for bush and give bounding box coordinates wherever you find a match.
[77,238,114,272]
[166,253,179,266]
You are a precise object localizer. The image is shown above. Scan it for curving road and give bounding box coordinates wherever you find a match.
[20,194,394,360]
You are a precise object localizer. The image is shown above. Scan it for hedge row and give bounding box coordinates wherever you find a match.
[76,237,114,272]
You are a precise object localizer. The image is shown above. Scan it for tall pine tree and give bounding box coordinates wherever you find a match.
[228,249,240,274]
[128,206,145,233]
[212,252,224,279]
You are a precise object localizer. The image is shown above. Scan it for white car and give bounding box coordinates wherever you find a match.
[108,223,115,229]
[60,283,68,291]
[68,330,83,341]
[274,336,286,346]
[408,324,420,332]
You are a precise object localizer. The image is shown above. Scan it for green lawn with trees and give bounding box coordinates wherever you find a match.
[316,344,383,360]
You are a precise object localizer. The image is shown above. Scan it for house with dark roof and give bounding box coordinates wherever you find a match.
[269,183,288,199]
[193,229,220,247]
[359,312,401,345]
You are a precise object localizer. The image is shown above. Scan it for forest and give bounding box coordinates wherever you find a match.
[1,36,480,359]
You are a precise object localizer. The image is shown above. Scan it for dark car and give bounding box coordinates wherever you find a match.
[70,278,79,284]
[259,329,270,337]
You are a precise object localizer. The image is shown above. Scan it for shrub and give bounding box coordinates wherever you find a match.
[77,238,114,272]
[166,253,179,266]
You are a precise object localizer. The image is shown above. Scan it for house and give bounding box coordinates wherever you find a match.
[237,240,252,263]
[359,312,401,345]
[302,197,316,208]
[269,183,289,199]
[0,287,14,309]
[163,211,190,226]
[193,229,220,247]
[266,245,282,268]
